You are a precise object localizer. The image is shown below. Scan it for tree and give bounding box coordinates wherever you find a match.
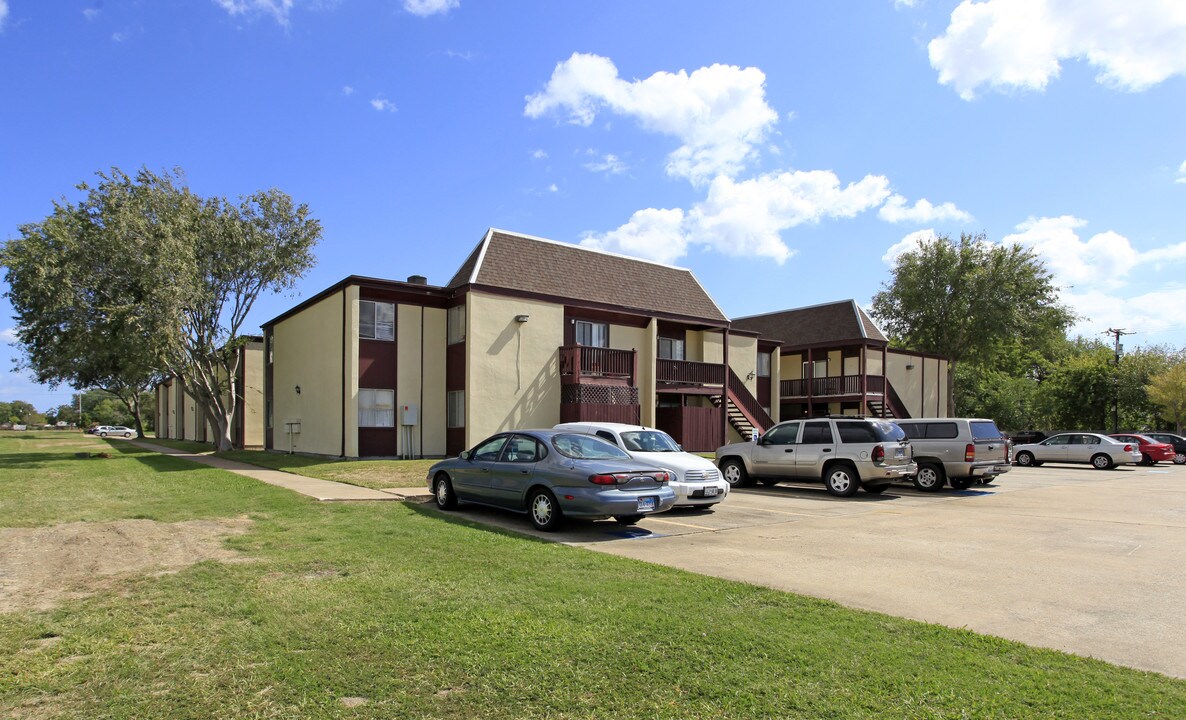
[1033,339,1114,430]
[871,232,1074,413]
[2,167,321,450]
[1148,363,1186,433]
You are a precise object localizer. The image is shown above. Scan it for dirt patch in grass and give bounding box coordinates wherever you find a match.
[0,517,252,613]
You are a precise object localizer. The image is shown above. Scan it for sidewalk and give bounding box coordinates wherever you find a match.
[130,441,423,502]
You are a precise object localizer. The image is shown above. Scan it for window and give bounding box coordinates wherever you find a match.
[925,422,959,439]
[472,435,508,461]
[447,391,465,428]
[358,389,395,427]
[802,359,828,378]
[448,304,466,345]
[501,435,542,463]
[763,422,799,445]
[359,300,395,341]
[574,320,608,347]
[658,337,686,360]
[836,423,878,443]
[801,422,833,444]
[757,352,771,377]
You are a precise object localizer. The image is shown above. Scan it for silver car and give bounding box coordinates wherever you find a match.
[1012,432,1140,470]
[427,430,677,531]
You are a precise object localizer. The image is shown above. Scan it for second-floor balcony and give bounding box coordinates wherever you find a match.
[559,346,636,386]
[781,374,885,398]
[656,358,725,387]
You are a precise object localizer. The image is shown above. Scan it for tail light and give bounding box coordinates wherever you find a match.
[872,445,885,462]
[965,443,975,462]
[1124,444,1134,452]
[589,471,670,486]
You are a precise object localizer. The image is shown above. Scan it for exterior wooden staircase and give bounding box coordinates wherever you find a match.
[712,368,774,441]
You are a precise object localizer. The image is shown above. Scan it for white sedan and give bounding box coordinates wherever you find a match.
[553,421,729,508]
[1012,432,1140,470]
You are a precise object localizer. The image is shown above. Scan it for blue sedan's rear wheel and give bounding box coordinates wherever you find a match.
[528,488,563,532]
[433,474,457,510]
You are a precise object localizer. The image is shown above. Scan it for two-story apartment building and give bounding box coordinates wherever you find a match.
[155,337,266,448]
[732,300,949,420]
[260,229,777,458]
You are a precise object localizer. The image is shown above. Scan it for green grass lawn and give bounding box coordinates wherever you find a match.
[141,438,433,489]
[3,430,1185,718]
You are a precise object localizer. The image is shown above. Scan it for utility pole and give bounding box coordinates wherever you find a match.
[1105,328,1133,433]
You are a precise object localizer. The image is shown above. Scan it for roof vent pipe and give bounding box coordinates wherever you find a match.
[407,274,428,285]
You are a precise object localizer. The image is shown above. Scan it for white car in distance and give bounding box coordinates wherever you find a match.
[553,422,729,509]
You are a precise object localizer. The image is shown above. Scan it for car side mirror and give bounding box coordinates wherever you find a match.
[459,450,471,461]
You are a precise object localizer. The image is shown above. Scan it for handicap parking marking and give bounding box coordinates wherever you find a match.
[646,517,718,531]
[603,527,666,540]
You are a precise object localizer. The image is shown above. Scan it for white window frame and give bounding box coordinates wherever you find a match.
[658,337,685,361]
[358,388,395,427]
[574,320,608,348]
[447,391,465,429]
[359,300,395,341]
[757,352,771,377]
[447,304,466,345]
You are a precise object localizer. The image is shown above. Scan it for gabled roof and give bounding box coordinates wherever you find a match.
[448,229,729,324]
[731,300,888,348]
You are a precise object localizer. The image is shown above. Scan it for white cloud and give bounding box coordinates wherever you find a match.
[370,97,396,112]
[531,149,548,160]
[341,85,355,96]
[1176,160,1186,184]
[584,153,627,175]
[213,0,294,25]
[582,170,891,265]
[83,7,100,20]
[895,0,919,7]
[525,53,779,184]
[882,229,940,266]
[1,328,18,344]
[547,183,558,193]
[929,0,1186,100]
[878,194,973,224]
[403,0,458,17]
[111,31,128,42]
[0,0,8,30]
[1001,216,1140,289]
[581,208,689,265]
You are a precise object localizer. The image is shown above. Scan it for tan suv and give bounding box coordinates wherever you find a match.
[715,417,917,497]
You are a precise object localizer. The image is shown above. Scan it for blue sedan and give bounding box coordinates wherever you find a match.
[427,429,677,531]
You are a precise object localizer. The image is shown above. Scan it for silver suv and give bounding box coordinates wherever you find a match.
[715,417,917,497]
[895,418,1011,491]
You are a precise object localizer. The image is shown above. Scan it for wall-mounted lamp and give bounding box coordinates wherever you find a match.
[514,314,530,323]
[295,385,301,394]
[905,362,915,371]
[745,371,756,381]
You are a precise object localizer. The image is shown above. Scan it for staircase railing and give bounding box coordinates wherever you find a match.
[885,380,911,419]
[727,367,774,435]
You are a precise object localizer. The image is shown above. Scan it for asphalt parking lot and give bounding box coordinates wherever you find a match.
[433,463,1186,678]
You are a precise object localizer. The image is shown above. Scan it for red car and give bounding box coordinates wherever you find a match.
[1109,433,1175,465]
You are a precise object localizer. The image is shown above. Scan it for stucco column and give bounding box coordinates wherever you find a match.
[639,319,658,428]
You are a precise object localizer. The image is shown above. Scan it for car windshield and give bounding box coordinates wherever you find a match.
[551,433,631,460]
[620,430,680,452]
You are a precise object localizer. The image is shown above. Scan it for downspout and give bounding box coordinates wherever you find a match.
[722,327,730,443]
[420,306,425,460]
[806,347,814,418]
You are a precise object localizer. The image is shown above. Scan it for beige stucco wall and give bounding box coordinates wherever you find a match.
[781,352,803,380]
[421,306,447,457]
[685,330,704,362]
[466,291,564,445]
[702,331,724,364]
[728,334,759,396]
[241,343,265,448]
[886,350,949,418]
[344,286,360,458]
[608,322,655,427]
[272,289,346,456]
[827,350,842,377]
[396,304,448,458]
[767,348,781,422]
[865,348,884,375]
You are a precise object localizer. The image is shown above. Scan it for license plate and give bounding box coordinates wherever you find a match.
[637,496,657,512]
[702,487,719,497]
[895,447,905,458]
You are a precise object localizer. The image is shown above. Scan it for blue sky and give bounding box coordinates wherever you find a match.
[2,0,1185,411]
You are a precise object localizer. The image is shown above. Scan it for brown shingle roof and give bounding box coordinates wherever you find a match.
[448,229,728,324]
[732,300,888,347]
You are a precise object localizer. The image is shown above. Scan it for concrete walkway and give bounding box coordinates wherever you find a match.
[129,441,412,502]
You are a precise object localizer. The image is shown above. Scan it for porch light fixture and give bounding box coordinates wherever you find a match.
[295,385,301,394]
[514,314,530,323]
[905,362,915,370]
[745,371,756,381]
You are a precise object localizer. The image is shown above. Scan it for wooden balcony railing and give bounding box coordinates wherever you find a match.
[559,346,636,385]
[656,359,725,386]
[780,374,885,398]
